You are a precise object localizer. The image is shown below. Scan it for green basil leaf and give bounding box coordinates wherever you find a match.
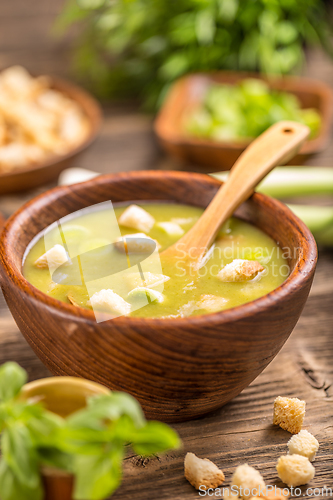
[218,0,239,23]
[13,401,45,420]
[90,393,145,428]
[64,407,105,431]
[0,363,27,402]
[0,403,7,429]
[73,448,123,500]
[1,424,39,488]
[106,414,137,442]
[69,392,145,429]
[37,446,73,472]
[195,10,215,45]
[131,421,181,456]
[59,426,110,454]
[0,459,43,500]
[26,410,65,446]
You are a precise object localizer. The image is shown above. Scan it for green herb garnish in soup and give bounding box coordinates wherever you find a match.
[23,203,289,319]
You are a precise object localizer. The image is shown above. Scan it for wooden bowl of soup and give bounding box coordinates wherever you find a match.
[0,171,317,422]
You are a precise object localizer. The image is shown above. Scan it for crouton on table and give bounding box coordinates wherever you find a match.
[184,452,225,490]
[276,454,315,487]
[231,464,266,500]
[287,430,319,461]
[273,396,305,434]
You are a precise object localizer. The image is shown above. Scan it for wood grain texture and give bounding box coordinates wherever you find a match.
[0,171,317,422]
[155,71,333,171]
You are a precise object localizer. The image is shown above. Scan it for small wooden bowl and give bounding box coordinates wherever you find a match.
[0,76,102,195]
[0,171,317,422]
[21,377,110,500]
[155,72,333,170]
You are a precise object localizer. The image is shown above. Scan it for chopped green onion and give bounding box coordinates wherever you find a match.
[185,80,321,141]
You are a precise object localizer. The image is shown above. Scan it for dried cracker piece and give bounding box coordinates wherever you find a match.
[218,259,264,282]
[287,430,319,462]
[0,66,90,174]
[273,397,305,434]
[198,294,228,312]
[0,97,59,151]
[223,490,241,500]
[0,66,48,99]
[114,233,160,254]
[34,244,68,270]
[0,113,6,146]
[250,491,289,500]
[179,301,197,318]
[156,221,184,237]
[88,289,131,316]
[250,485,290,499]
[59,108,90,147]
[276,454,315,487]
[119,205,155,233]
[0,143,45,171]
[231,464,266,500]
[179,295,228,317]
[37,89,74,114]
[184,452,225,491]
[171,216,198,225]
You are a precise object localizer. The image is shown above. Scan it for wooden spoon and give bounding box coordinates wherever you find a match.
[161,121,310,267]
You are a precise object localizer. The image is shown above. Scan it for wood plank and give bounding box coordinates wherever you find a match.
[0,0,64,17]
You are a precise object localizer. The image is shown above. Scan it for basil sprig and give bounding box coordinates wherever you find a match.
[0,363,180,500]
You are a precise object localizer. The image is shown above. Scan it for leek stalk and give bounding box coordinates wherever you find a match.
[213,167,333,198]
[213,168,333,246]
[287,204,333,245]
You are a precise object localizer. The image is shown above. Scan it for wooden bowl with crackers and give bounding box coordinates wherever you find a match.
[0,171,317,422]
[0,66,102,195]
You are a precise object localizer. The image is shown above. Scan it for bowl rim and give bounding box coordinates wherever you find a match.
[0,75,103,180]
[154,71,333,154]
[21,376,110,396]
[0,170,317,326]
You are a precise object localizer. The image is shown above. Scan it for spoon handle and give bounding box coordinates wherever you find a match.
[173,121,309,261]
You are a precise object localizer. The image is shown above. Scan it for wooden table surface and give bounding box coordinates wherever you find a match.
[0,28,332,500]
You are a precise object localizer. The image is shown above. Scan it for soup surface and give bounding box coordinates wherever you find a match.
[23,202,289,319]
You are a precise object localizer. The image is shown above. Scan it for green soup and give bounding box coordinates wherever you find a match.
[23,202,289,319]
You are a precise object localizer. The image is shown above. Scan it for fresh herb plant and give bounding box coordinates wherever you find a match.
[0,362,180,500]
[57,0,333,109]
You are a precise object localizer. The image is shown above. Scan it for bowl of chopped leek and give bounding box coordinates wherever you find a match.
[155,72,333,170]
